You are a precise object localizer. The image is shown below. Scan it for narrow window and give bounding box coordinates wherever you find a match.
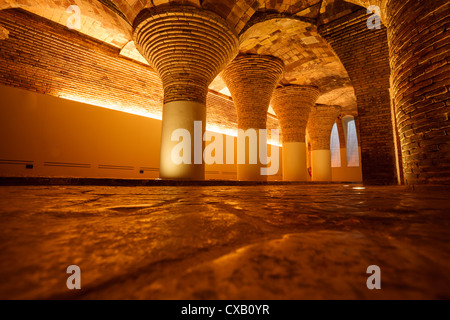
[346,119,360,167]
[330,123,341,167]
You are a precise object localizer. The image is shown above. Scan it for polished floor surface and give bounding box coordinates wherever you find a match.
[0,185,449,299]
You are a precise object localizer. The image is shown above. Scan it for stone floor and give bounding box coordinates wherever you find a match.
[0,184,449,300]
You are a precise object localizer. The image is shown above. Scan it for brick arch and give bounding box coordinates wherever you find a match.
[318,7,397,185]
[125,0,259,34]
[200,1,325,34]
[200,0,262,33]
[240,17,354,110]
[342,0,387,22]
[343,0,383,8]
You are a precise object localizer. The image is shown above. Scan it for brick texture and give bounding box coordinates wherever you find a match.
[271,85,320,143]
[222,54,284,130]
[0,23,7,39]
[0,0,133,49]
[239,15,352,104]
[0,9,163,116]
[386,0,450,184]
[133,6,239,104]
[307,105,342,150]
[319,9,397,185]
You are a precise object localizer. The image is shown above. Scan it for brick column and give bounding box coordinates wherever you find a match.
[386,0,450,184]
[222,54,284,181]
[307,105,342,181]
[319,10,397,185]
[133,7,239,180]
[271,85,320,181]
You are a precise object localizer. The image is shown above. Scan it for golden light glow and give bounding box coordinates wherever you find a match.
[57,94,283,146]
[57,93,163,120]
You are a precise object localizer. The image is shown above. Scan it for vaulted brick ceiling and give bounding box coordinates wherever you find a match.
[0,0,132,47]
[0,0,365,115]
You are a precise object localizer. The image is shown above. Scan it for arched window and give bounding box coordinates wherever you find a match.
[330,123,341,167]
[343,116,360,167]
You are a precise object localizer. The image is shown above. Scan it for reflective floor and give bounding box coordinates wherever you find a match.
[0,185,449,299]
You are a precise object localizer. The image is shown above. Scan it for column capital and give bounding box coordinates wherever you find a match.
[133,6,239,104]
[271,85,320,143]
[307,104,342,150]
[222,54,284,130]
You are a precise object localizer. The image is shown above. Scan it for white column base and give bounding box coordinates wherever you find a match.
[160,100,205,180]
[311,149,332,181]
[237,129,267,181]
[282,142,307,181]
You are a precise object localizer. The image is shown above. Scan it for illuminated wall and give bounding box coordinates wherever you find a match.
[0,84,162,179]
[0,85,283,180]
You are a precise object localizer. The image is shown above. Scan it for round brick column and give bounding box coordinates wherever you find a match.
[307,105,342,181]
[133,7,239,180]
[222,54,284,181]
[271,85,320,181]
[386,0,449,184]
